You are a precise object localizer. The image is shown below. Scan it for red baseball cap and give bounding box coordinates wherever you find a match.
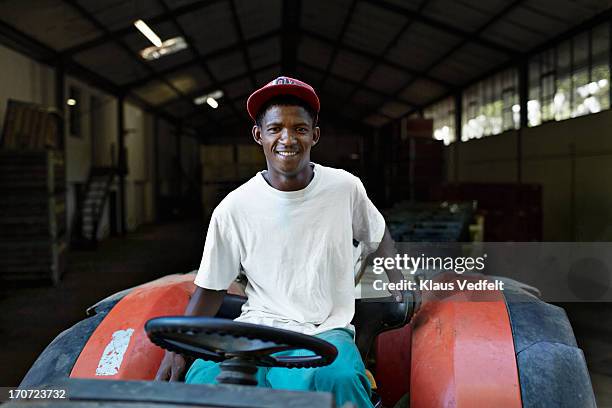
[246,76,320,121]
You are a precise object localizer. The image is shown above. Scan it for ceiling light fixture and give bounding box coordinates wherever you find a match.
[139,36,187,61]
[194,90,224,108]
[66,98,76,106]
[206,97,219,109]
[134,19,162,47]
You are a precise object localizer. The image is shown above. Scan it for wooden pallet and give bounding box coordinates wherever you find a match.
[0,238,67,284]
[0,149,67,284]
[0,150,65,192]
[0,193,66,239]
[0,100,62,149]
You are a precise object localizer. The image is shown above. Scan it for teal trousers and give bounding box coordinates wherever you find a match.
[185,328,373,408]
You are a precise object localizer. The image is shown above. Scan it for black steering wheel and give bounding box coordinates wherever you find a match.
[145,317,338,370]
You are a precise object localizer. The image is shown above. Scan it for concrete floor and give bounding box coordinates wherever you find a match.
[0,219,204,387]
[0,220,610,406]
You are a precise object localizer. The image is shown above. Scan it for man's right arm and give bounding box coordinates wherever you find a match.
[155,286,226,381]
[185,286,226,316]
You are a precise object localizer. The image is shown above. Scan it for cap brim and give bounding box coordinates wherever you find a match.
[247,83,320,121]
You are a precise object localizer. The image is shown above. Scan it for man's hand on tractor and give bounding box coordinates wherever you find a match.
[156,351,187,382]
[155,287,227,381]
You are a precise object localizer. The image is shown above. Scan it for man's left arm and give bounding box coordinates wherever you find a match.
[351,177,407,302]
[371,227,405,302]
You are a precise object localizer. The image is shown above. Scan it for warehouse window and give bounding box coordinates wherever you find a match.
[528,23,610,127]
[423,96,455,145]
[461,69,519,141]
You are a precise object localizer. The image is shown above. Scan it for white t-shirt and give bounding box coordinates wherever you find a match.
[194,163,386,335]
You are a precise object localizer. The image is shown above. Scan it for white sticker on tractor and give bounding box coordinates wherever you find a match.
[95,328,135,376]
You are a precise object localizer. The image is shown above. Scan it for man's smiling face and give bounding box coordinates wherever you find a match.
[252,105,320,178]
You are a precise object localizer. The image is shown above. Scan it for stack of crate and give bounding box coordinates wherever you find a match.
[0,150,67,284]
[200,144,266,219]
[383,119,444,204]
[429,183,543,241]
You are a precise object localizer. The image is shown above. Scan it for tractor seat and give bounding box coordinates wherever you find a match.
[215,292,413,362]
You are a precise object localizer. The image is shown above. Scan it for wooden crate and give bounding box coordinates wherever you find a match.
[0,149,67,284]
[0,100,62,150]
[0,238,67,284]
[0,193,66,239]
[0,150,65,192]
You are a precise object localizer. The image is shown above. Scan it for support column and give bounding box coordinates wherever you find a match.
[117,95,126,235]
[518,59,528,183]
[176,122,183,196]
[281,0,301,76]
[153,116,160,222]
[454,91,462,182]
[55,61,65,147]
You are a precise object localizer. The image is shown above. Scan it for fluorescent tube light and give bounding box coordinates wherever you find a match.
[134,19,162,47]
[206,97,219,109]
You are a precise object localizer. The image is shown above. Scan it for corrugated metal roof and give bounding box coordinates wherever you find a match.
[366,64,411,94]
[0,0,608,129]
[302,0,354,41]
[298,37,334,70]
[166,66,212,95]
[224,77,253,99]
[133,80,178,105]
[73,42,150,85]
[422,0,497,29]
[248,37,281,69]
[0,0,101,50]
[236,0,282,40]
[208,51,247,81]
[344,1,407,55]
[331,50,372,81]
[379,101,412,118]
[77,0,164,32]
[177,1,238,54]
[400,78,448,105]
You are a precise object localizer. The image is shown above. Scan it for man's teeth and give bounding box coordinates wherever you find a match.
[276,151,298,156]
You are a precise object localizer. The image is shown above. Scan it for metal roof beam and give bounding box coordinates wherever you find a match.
[281,0,301,76]
[229,0,257,88]
[0,18,186,127]
[59,0,225,57]
[343,0,429,112]
[159,62,278,109]
[300,61,417,106]
[364,0,520,56]
[407,5,612,119]
[302,29,453,89]
[318,0,358,90]
[155,0,243,121]
[124,29,281,90]
[63,0,219,125]
[370,0,526,118]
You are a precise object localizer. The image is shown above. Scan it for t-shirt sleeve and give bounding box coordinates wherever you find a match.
[352,177,386,253]
[194,208,241,290]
